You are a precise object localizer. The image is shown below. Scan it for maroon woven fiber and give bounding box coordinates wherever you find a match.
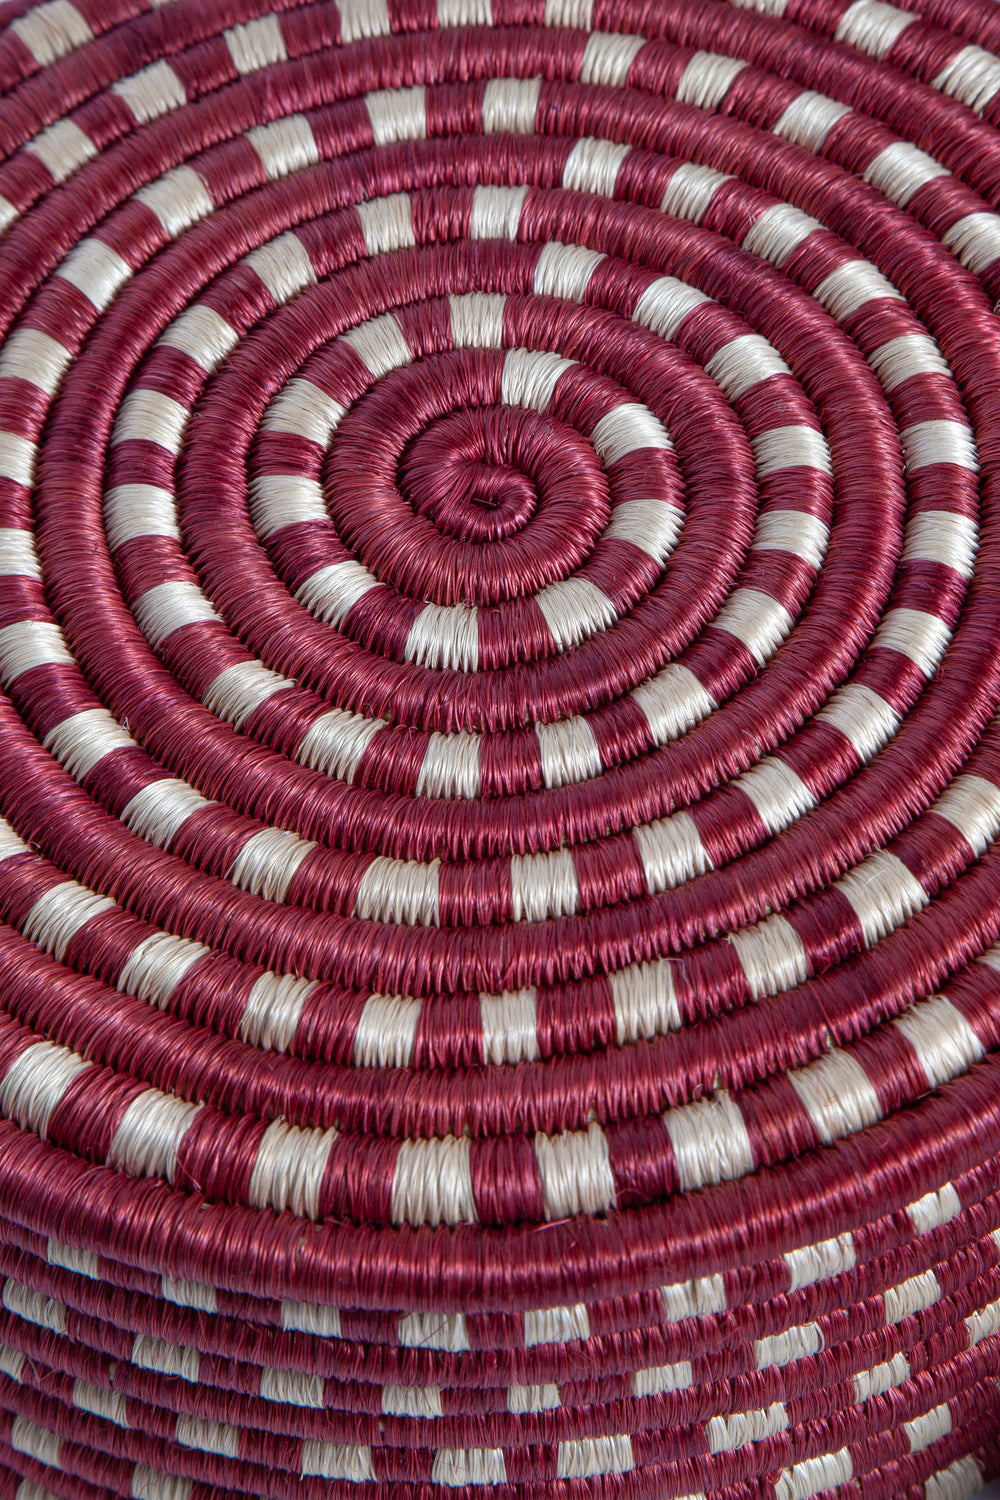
[0,0,999,1496]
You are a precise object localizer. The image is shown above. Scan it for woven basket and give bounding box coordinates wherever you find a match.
[0,0,998,1496]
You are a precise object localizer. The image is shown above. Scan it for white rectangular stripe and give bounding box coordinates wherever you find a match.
[353,992,421,1067]
[245,116,319,180]
[27,119,96,181]
[11,2,93,66]
[338,0,391,42]
[224,14,287,74]
[662,1091,753,1189]
[836,849,928,946]
[245,233,316,304]
[534,1123,615,1218]
[894,994,983,1087]
[108,1088,200,1182]
[113,60,186,123]
[366,85,426,145]
[479,988,539,1064]
[247,474,326,534]
[391,1136,476,1225]
[247,1119,336,1218]
[610,957,680,1043]
[787,1049,882,1143]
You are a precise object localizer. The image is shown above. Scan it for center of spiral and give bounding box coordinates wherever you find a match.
[324,379,613,607]
[402,411,540,543]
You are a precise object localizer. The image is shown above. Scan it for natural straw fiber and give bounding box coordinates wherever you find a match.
[0,0,999,1497]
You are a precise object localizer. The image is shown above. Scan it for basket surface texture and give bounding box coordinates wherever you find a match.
[0,0,998,1496]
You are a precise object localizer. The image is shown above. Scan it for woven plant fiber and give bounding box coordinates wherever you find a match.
[1,0,1000,1496]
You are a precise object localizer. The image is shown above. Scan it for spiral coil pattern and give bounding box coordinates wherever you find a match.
[0,0,998,1495]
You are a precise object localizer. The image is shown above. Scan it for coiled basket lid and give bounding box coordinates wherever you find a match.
[0,0,998,1496]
